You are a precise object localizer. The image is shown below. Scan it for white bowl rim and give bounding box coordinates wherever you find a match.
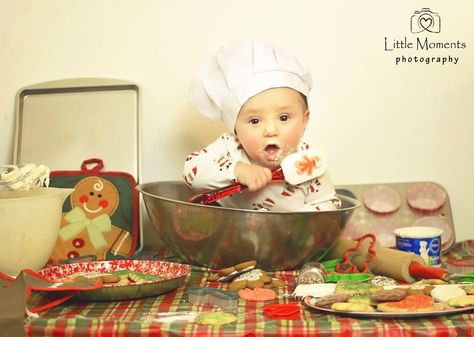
[0,187,74,201]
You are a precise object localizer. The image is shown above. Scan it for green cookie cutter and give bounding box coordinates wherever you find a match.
[325,273,372,283]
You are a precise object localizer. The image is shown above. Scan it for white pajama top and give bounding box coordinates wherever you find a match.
[183,133,340,211]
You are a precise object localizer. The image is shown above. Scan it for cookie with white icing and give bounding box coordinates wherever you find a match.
[431,285,466,303]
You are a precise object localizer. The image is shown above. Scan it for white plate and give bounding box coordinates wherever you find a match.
[304,296,474,318]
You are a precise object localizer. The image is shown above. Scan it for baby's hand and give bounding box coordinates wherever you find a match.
[234,162,272,192]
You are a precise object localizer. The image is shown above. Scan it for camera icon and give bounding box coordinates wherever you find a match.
[411,8,440,33]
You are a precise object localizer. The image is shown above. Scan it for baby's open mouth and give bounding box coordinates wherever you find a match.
[264,144,281,161]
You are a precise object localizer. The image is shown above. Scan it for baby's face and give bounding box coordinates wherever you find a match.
[235,87,309,170]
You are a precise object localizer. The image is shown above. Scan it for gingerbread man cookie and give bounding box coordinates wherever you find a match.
[206,261,286,289]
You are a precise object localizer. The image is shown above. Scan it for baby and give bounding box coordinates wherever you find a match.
[183,39,340,211]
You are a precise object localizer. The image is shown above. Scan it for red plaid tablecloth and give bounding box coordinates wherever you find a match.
[24,241,474,337]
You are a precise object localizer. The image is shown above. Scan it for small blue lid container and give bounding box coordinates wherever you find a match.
[394,226,443,266]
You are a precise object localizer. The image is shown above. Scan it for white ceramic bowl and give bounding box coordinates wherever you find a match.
[0,187,73,275]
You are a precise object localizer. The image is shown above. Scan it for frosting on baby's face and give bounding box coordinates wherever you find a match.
[234,87,309,170]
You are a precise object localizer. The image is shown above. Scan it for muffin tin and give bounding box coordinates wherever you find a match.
[446,257,474,274]
[335,182,454,252]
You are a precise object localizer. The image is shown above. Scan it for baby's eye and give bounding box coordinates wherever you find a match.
[250,118,260,125]
[280,114,290,122]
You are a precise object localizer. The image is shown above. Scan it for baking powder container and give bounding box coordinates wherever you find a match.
[297,262,327,284]
[394,226,443,266]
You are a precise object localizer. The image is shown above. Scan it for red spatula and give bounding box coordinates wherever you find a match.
[188,149,327,205]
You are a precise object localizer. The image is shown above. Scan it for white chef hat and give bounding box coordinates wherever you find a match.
[189,39,313,133]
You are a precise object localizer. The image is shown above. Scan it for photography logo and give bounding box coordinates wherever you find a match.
[410,8,440,33]
[383,8,467,65]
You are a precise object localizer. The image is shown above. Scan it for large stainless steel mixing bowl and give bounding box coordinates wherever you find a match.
[138,181,360,271]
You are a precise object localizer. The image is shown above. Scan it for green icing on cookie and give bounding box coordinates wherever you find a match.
[335,280,382,295]
[111,270,164,282]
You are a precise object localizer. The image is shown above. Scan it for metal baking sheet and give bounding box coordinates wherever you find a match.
[335,182,455,252]
[13,78,140,178]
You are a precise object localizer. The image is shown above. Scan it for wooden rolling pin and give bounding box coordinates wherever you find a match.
[325,238,448,283]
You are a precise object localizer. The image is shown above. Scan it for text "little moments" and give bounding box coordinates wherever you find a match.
[384,37,466,51]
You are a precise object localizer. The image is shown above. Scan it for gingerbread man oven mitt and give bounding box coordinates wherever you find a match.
[48,159,139,265]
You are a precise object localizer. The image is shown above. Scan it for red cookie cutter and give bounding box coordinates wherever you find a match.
[336,233,377,273]
[263,303,303,320]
